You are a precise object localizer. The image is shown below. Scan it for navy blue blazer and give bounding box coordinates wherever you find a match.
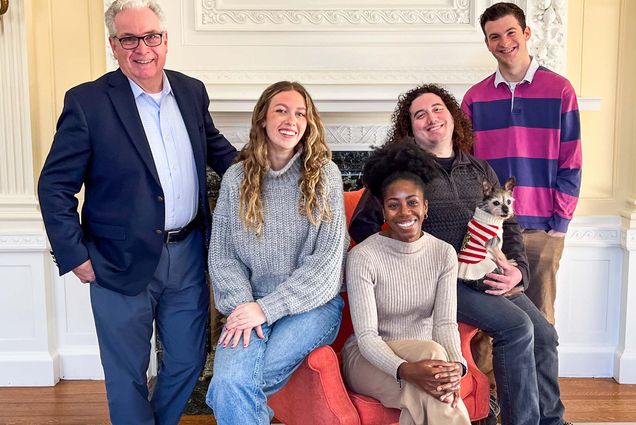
[38,69,237,295]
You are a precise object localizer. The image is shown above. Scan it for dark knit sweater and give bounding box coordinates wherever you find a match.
[349,149,529,289]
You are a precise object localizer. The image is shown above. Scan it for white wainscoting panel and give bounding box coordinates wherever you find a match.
[614,223,636,384]
[0,219,630,383]
[53,267,103,380]
[0,247,59,386]
[556,217,623,377]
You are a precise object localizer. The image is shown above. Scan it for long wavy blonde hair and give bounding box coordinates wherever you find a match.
[237,81,332,235]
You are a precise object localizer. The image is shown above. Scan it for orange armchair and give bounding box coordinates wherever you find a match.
[268,190,490,424]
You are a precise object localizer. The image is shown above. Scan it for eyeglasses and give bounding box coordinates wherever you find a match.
[112,32,164,50]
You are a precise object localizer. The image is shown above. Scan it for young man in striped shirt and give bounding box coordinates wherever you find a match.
[462,3,580,424]
[462,2,582,326]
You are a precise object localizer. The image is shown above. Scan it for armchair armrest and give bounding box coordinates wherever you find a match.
[269,345,361,425]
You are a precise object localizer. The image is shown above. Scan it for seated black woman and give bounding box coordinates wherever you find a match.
[342,142,471,425]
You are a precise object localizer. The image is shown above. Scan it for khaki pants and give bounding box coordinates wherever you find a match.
[471,331,496,396]
[341,340,470,425]
[522,229,565,325]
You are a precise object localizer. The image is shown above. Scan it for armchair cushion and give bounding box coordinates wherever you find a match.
[270,346,360,425]
[347,391,399,425]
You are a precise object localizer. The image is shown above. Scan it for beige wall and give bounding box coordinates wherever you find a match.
[26,0,105,176]
[26,0,636,218]
[567,0,636,217]
[617,0,636,219]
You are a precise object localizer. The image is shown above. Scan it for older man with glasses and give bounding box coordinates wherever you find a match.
[37,1,237,424]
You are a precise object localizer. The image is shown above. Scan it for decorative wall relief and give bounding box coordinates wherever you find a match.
[528,0,567,74]
[104,0,569,100]
[218,125,389,149]
[187,66,495,86]
[199,0,471,29]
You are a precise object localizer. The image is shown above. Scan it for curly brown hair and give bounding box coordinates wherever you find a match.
[386,84,474,153]
[237,81,332,235]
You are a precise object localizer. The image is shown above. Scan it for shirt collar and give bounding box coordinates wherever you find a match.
[494,56,539,88]
[128,72,172,101]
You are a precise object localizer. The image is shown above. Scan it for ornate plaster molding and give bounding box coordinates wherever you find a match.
[567,229,621,246]
[217,126,250,145]
[190,66,493,85]
[219,124,389,148]
[621,223,636,251]
[325,125,389,147]
[199,0,471,28]
[0,234,47,251]
[528,0,567,73]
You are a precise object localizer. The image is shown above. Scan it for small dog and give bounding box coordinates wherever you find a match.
[458,177,521,295]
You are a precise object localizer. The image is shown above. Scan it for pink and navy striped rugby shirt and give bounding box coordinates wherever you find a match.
[462,61,582,233]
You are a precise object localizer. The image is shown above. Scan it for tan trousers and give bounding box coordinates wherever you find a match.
[471,331,496,396]
[522,229,565,325]
[341,340,470,425]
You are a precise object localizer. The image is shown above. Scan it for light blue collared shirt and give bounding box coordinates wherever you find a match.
[494,56,540,110]
[129,73,198,231]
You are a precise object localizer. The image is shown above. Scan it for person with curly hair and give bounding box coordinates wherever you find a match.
[206,81,347,424]
[350,83,565,425]
[342,142,471,424]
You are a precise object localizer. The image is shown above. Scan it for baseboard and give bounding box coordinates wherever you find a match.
[0,351,60,386]
[614,349,636,384]
[558,345,615,377]
[58,347,104,380]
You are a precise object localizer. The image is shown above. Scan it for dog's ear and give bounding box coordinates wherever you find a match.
[504,176,516,192]
[482,178,493,197]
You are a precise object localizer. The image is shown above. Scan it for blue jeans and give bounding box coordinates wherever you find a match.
[206,294,344,425]
[457,284,565,425]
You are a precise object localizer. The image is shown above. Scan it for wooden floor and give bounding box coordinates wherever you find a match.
[0,378,634,424]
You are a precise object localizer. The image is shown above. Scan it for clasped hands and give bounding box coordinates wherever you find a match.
[219,302,267,348]
[398,359,463,407]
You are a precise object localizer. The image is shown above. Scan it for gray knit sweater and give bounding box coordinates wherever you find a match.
[208,151,347,324]
[345,232,466,379]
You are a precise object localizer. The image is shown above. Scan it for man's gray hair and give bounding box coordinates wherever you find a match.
[105,0,166,36]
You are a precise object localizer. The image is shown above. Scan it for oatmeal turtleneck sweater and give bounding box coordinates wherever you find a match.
[208,150,347,324]
[345,232,465,378]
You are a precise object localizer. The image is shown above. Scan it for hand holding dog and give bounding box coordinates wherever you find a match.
[483,258,522,296]
[398,360,462,406]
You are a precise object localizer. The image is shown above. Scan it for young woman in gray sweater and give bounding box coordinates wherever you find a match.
[342,143,470,425]
[205,81,347,424]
